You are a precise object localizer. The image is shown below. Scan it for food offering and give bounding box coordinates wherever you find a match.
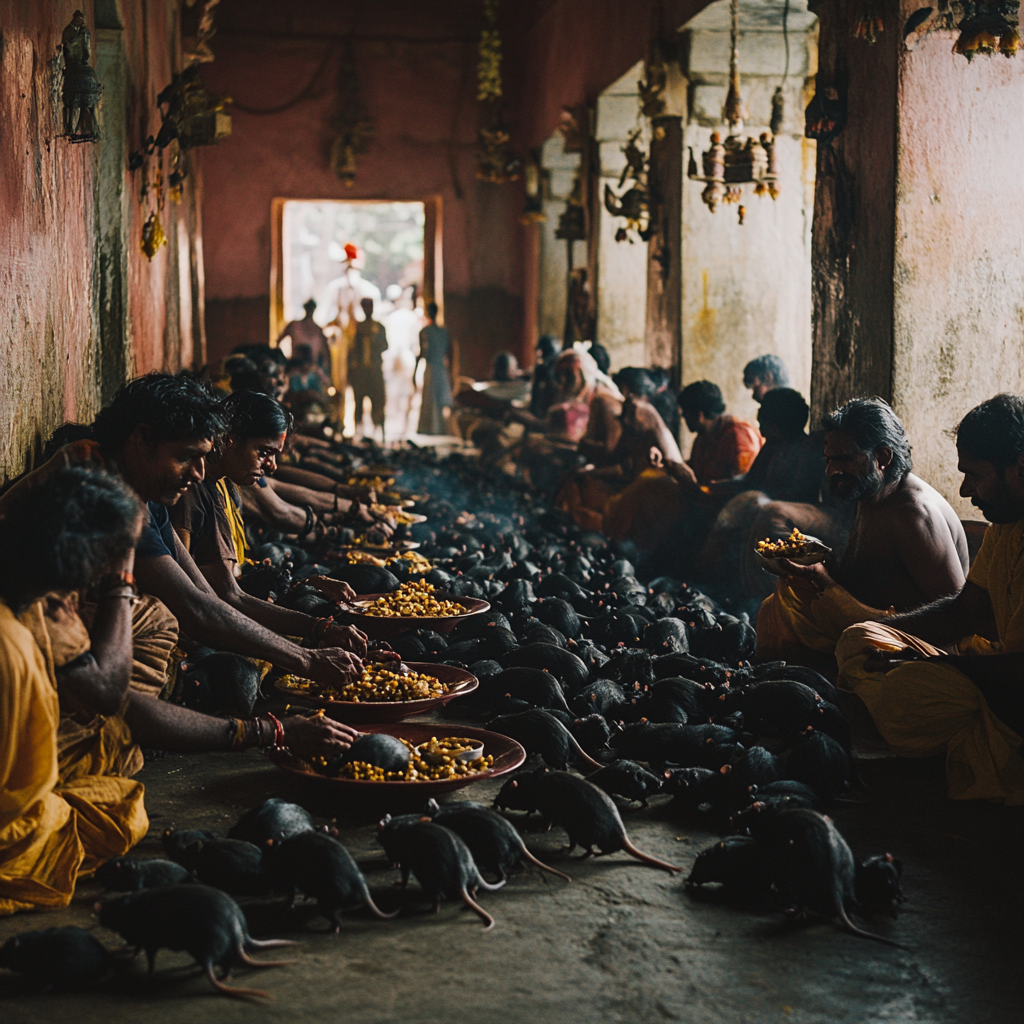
[754,528,832,573]
[370,503,427,526]
[268,723,527,796]
[327,736,494,782]
[282,663,447,703]
[346,549,433,575]
[358,580,465,618]
[275,662,479,723]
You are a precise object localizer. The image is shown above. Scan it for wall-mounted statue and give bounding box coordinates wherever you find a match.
[61,10,103,143]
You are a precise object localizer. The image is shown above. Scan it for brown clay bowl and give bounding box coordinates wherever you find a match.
[274,663,479,724]
[336,592,491,639]
[267,722,526,797]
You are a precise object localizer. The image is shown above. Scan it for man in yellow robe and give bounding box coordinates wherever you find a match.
[837,395,1024,805]
[756,398,968,670]
[0,467,148,915]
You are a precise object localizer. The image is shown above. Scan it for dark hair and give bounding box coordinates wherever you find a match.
[426,301,439,319]
[678,380,726,418]
[221,390,293,441]
[233,343,286,368]
[956,393,1024,468]
[493,352,519,381]
[0,467,141,606]
[613,367,657,398]
[92,372,224,454]
[303,298,317,312]
[824,397,912,482]
[759,387,809,434]
[42,422,94,462]
[743,354,791,388]
[589,343,611,375]
[536,334,559,363]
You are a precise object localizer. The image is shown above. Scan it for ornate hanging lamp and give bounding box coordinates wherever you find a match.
[686,0,780,222]
[60,10,103,143]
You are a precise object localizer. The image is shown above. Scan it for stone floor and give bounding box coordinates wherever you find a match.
[1,722,1021,1024]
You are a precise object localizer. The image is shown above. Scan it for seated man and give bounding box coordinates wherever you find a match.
[2,374,365,698]
[837,395,1024,804]
[757,397,968,668]
[0,467,357,916]
[743,353,790,403]
[695,388,831,601]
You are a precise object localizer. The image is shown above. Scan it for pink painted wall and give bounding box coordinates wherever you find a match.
[0,0,194,482]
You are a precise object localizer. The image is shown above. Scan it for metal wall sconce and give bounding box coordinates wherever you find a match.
[61,10,103,143]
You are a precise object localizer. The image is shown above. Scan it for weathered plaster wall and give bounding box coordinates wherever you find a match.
[537,134,580,342]
[680,7,817,430]
[892,25,1024,516]
[0,0,198,483]
[811,0,1024,514]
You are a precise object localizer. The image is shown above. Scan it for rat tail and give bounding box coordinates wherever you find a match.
[835,904,906,949]
[475,875,507,893]
[620,836,683,874]
[245,938,300,950]
[460,888,496,929]
[365,893,401,919]
[521,848,572,882]
[205,965,271,1001]
[566,733,605,774]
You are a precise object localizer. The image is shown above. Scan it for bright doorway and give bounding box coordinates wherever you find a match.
[273,199,432,440]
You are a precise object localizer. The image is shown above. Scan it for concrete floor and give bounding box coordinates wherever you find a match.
[1,717,1021,1024]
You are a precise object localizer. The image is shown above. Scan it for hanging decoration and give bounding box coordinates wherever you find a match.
[687,0,780,222]
[183,0,221,65]
[330,40,375,187]
[476,0,520,183]
[952,1,1020,59]
[140,165,167,262]
[60,10,103,143]
[604,130,652,243]
[520,151,547,224]
[555,170,587,243]
[852,2,885,43]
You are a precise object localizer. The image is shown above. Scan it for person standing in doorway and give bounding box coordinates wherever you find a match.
[349,297,389,440]
[277,299,331,373]
[415,302,453,436]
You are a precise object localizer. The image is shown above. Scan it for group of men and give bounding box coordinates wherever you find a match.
[1,361,1023,922]
[0,374,368,916]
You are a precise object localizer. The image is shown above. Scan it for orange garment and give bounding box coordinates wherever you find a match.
[603,469,690,550]
[0,599,147,917]
[755,577,891,662]
[689,416,762,484]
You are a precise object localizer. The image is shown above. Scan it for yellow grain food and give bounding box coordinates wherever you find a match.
[358,580,465,618]
[328,738,494,781]
[282,663,446,703]
[344,550,433,575]
[756,527,812,558]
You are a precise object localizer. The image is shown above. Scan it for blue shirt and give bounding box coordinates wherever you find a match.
[136,502,181,564]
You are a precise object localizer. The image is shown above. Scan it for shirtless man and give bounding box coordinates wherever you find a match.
[277,299,331,372]
[756,397,968,664]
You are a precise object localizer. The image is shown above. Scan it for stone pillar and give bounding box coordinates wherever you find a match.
[810,0,1024,515]
[645,114,684,373]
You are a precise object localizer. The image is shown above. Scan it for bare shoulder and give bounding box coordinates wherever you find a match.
[889,474,968,549]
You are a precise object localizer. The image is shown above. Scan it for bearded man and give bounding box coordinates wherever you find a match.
[755,397,968,668]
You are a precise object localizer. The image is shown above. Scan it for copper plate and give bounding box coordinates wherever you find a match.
[337,592,491,639]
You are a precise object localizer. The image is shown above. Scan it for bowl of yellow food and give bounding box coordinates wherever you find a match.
[276,662,479,723]
[338,580,490,639]
[267,723,526,797]
[754,528,832,574]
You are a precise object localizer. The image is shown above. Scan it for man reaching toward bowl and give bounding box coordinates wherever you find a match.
[755,398,968,672]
